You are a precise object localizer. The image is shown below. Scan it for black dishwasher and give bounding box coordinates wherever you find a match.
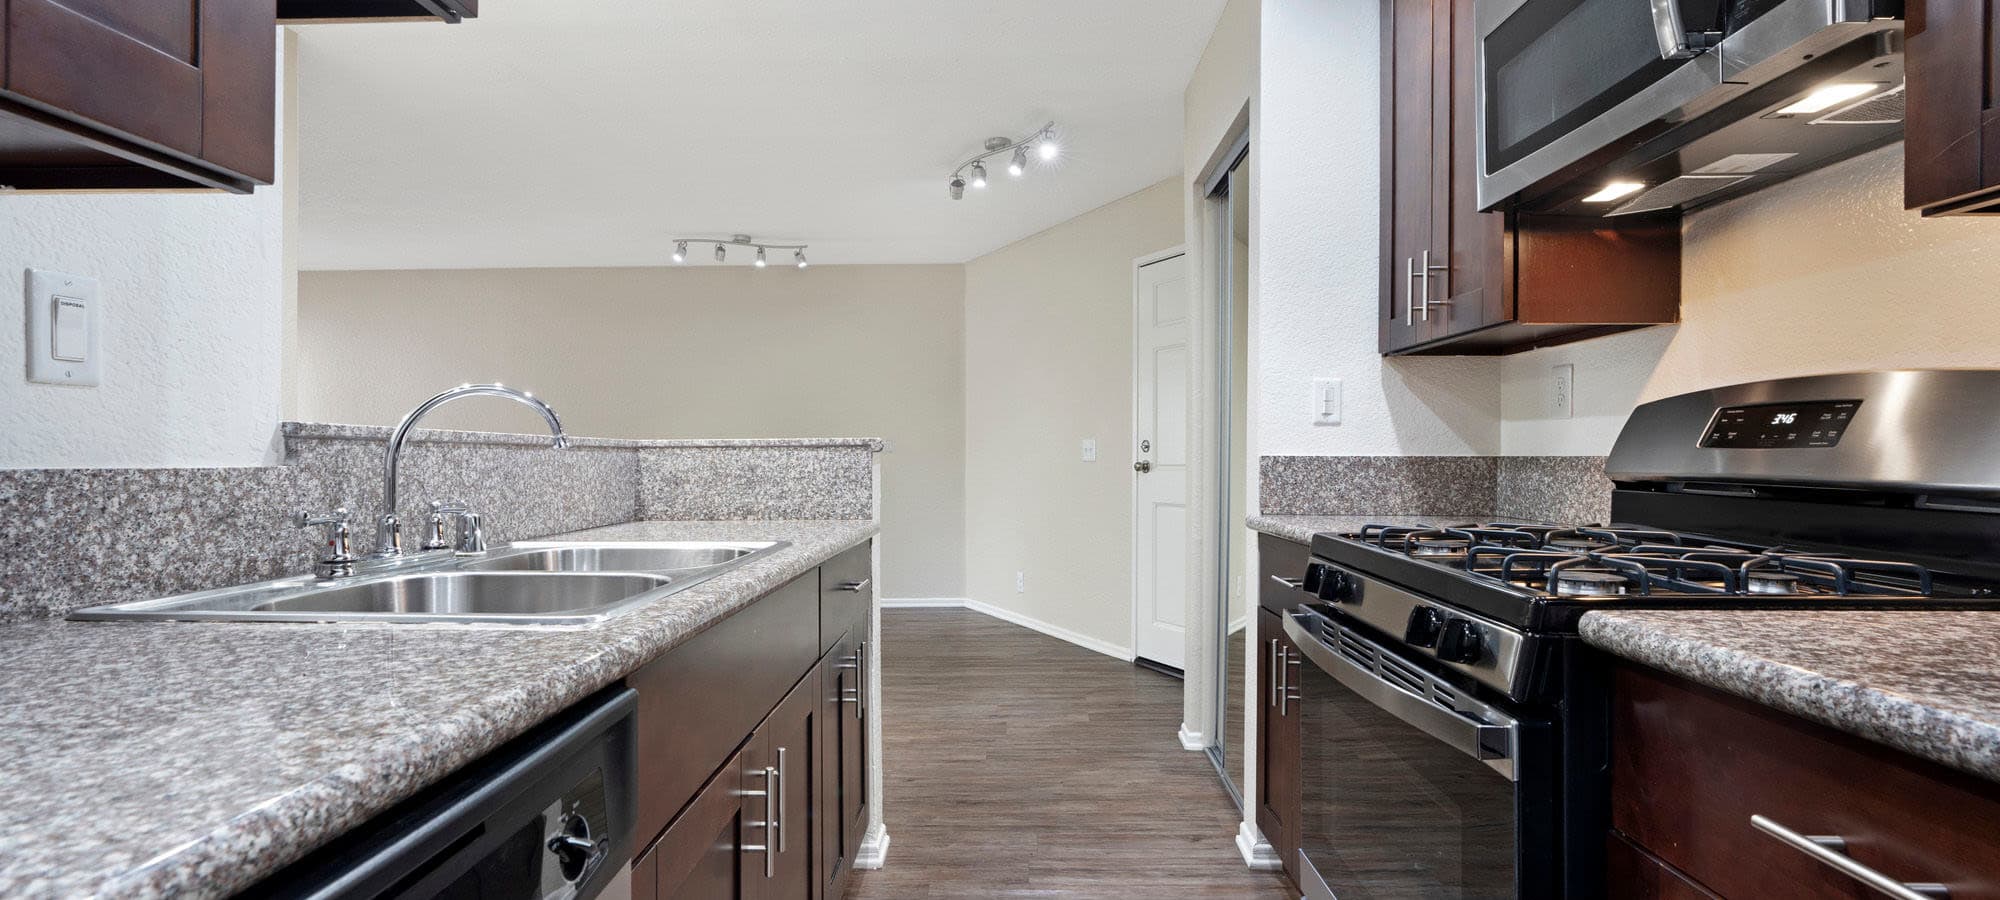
[247,686,638,900]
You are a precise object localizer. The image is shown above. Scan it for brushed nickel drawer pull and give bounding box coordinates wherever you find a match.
[837,578,872,593]
[1750,815,1948,899]
[1268,574,1305,590]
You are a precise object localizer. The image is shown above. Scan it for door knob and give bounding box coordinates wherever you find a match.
[1133,460,1152,473]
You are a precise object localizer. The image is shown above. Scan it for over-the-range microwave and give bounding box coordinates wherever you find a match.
[1475,0,1906,217]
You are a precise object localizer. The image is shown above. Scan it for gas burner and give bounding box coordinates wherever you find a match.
[1546,535,1615,552]
[1745,570,1805,594]
[1553,570,1629,597]
[1407,535,1471,559]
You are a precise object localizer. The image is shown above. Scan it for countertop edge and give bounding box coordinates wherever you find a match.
[1579,611,2000,784]
[98,522,879,897]
[1247,513,1497,545]
[281,422,886,452]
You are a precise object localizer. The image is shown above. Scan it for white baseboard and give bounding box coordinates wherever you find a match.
[1178,723,1206,751]
[879,597,969,608]
[964,598,1136,662]
[1236,820,1284,871]
[855,825,891,869]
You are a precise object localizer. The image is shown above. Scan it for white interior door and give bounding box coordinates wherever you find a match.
[1134,252,1190,670]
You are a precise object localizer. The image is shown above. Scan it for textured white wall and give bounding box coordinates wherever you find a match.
[0,36,287,470]
[1500,143,2000,455]
[1255,0,1500,457]
[963,179,1184,653]
[298,265,966,600]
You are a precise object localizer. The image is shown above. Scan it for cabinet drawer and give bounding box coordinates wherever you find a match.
[1257,533,1312,616]
[1611,661,2000,900]
[819,541,871,652]
[629,572,819,848]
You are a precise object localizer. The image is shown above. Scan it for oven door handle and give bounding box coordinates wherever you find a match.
[1283,611,1520,781]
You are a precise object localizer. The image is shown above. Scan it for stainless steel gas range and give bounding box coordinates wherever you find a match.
[1279,370,2000,899]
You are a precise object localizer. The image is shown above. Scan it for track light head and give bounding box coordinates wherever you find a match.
[1036,130,1059,161]
[714,243,727,262]
[969,162,988,189]
[1008,146,1027,178]
[949,176,966,200]
[795,249,808,269]
[672,241,688,264]
[754,247,768,268]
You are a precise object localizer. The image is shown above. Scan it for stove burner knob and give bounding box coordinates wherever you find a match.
[1309,564,1355,603]
[1436,619,1485,665]
[1404,607,1446,648]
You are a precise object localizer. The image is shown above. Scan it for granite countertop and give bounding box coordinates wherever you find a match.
[0,519,877,899]
[1581,610,2000,784]
[1246,514,1497,545]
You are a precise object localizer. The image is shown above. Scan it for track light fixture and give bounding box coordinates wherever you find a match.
[671,234,812,269]
[947,122,1058,200]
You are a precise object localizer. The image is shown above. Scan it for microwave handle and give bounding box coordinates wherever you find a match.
[1283,611,1520,781]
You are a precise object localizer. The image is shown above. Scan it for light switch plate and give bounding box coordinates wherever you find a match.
[1080,439,1097,462]
[1312,378,1342,425]
[25,269,100,386]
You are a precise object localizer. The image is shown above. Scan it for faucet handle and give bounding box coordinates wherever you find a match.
[297,507,357,578]
[421,501,471,551]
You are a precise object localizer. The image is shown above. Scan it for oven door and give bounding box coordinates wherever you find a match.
[1283,609,1553,899]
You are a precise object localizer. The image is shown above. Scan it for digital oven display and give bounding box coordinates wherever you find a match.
[1701,400,1862,449]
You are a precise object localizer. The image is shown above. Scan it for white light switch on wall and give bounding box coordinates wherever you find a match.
[1552,364,1574,419]
[1080,439,1097,461]
[1312,378,1342,425]
[25,269,101,386]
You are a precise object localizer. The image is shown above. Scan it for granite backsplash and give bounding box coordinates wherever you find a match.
[0,425,880,623]
[1259,454,1612,524]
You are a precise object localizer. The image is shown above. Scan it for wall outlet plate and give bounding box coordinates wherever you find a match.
[25,268,101,386]
[1552,364,1574,419]
[1081,438,1097,461]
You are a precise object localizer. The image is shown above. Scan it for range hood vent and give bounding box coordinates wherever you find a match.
[1609,175,1751,216]
[1811,84,1907,126]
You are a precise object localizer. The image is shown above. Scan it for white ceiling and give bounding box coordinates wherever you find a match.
[293,0,1226,270]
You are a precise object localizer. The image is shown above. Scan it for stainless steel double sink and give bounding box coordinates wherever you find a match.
[68,541,789,627]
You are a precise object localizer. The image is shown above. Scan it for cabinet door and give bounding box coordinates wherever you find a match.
[1905,0,2000,213]
[653,746,752,900]
[3,0,273,181]
[1434,0,1509,337]
[751,672,817,900]
[816,637,856,900]
[835,630,870,878]
[1380,0,1441,352]
[1254,608,1302,880]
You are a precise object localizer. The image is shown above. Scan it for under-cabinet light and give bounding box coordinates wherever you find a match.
[1582,181,1645,203]
[1774,82,1879,116]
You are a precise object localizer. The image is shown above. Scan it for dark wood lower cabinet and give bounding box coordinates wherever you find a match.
[1608,660,2000,899]
[816,610,870,898]
[1253,608,1301,884]
[630,541,873,900]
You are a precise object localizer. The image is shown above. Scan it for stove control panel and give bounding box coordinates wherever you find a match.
[1404,607,1445,647]
[1700,399,1861,449]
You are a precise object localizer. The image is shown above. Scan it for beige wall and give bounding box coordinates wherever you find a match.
[963,178,1185,654]
[297,265,966,598]
[1501,143,2000,455]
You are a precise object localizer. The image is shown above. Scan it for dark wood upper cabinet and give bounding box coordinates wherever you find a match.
[277,0,478,25]
[0,0,274,193]
[1904,0,2000,214]
[1379,0,1681,355]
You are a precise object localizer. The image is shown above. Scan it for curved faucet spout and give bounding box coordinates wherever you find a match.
[375,383,568,557]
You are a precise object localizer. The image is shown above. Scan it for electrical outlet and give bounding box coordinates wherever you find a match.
[1312,378,1342,425]
[1552,364,1575,419]
[1081,439,1097,462]
[1015,571,1026,593]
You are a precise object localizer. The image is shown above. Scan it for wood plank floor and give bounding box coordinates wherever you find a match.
[848,609,1298,899]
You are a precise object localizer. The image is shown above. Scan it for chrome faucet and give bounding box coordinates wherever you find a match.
[372,383,569,559]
